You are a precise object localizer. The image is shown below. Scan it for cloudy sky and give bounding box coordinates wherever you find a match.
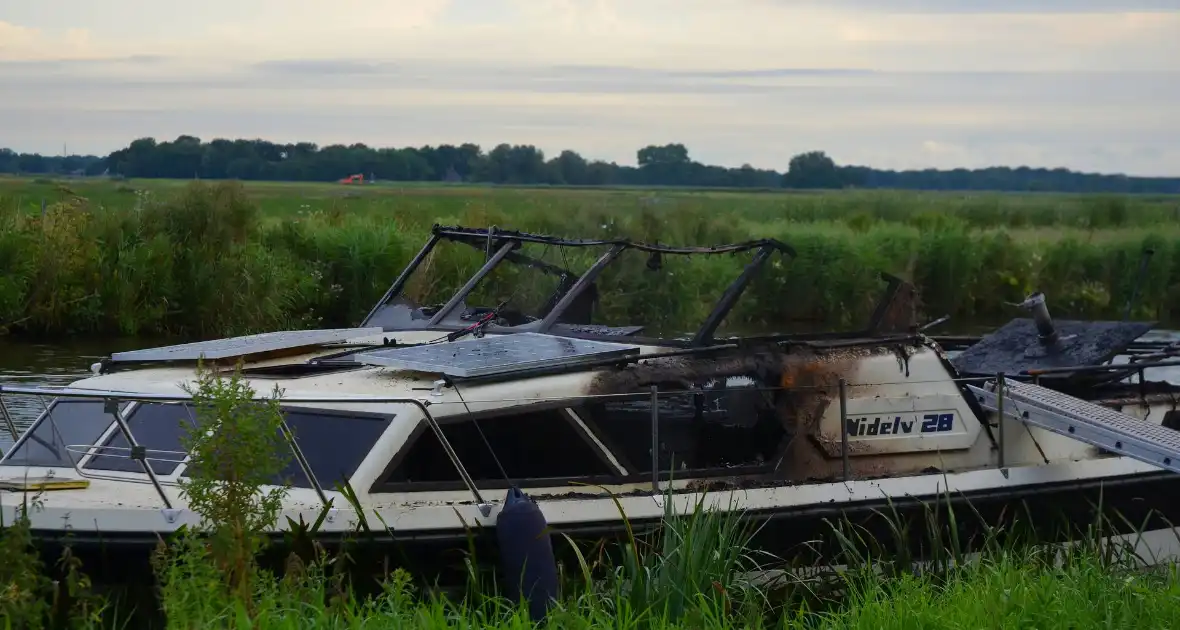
[2,0,1179,175]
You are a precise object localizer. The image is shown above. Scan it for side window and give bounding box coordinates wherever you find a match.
[377,409,616,489]
[1,399,118,468]
[85,402,196,475]
[178,408,393,490]
[276,409,394,490]
[584,380,785,474]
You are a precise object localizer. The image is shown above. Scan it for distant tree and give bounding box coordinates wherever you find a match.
[783,151,843,189]
[554,150,589,185]
[637,143,690,167]
[0,148,17,173]
[637,143,693,185]
[17,153,49,173]
[8,135,1176,194]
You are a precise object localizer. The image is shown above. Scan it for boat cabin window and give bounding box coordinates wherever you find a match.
[85,402,196,475]
[0,399,124,469]
[373,408,618,491]
[178,407,394,491]
[582,382,785,475]
[275,409,394,490]
[371,381,785,492]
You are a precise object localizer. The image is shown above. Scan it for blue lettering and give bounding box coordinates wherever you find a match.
[847,413,956,438]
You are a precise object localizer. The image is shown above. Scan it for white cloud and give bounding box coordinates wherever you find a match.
[0,1,1178,174]
[8,2,1179,70]
[0,21,100,60]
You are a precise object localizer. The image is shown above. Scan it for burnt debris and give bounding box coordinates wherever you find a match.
[1017,292,1060,345]
[951,293,1155,378]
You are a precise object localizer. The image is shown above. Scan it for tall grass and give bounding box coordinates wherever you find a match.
[5,177,1180,230]
[5,482,1180,628]
[2,180,1180,339]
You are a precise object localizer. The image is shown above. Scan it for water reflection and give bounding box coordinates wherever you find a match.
[0,338,151,452]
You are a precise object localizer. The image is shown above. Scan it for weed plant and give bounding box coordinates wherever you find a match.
[0,494,107,629]
[165,363,292,606]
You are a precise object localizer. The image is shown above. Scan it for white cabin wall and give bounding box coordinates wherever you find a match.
[783,345,1159,480]
[812,348,982,456]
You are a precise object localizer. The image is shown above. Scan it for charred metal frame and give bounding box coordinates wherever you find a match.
[361,232,443,326]
[360,224,799,346]
[426,241,518,326]
[536,243,626,334]
[866,272,905,334]
[692,244,777,346]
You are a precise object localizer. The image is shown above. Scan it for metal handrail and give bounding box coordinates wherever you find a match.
[63,444,189,464]
[103,399,174,508]
[0,393,18,441]
[0,385,489,509]
[5,368,1170,409]
[3,363,1174,508]
[278,417,328,506]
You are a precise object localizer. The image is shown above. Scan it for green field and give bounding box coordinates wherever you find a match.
[2,175,1180,338]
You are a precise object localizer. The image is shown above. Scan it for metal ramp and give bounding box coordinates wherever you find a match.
[968,379,1180,474]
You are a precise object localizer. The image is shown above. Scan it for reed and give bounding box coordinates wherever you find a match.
[2,180,1180,339]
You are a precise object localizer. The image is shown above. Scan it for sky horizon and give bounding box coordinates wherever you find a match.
[2,1,1179,176]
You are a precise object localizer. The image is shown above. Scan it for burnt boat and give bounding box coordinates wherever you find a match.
[3,224,1180,575]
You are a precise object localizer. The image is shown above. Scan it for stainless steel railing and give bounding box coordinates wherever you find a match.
[3,369,1160,515]
[0,386,491,512]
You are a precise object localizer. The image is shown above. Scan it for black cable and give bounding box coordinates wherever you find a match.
[452,384,512,486]
[470,417,511,485]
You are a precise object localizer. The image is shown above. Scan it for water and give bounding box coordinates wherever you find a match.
[0,338,146,453]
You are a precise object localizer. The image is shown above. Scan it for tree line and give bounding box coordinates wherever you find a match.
[2,136,1178,194]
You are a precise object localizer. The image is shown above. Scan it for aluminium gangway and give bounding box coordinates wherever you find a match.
[968,379,1180,474]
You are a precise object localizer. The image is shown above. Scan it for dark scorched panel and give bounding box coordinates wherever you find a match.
[951,318,1154,376]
